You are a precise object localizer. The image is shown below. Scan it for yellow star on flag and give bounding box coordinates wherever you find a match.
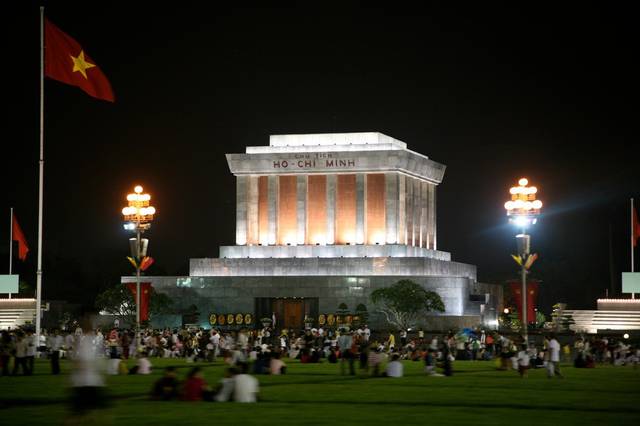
[70,50,96,79]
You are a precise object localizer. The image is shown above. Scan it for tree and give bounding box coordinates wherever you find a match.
[95,284,173,327]
[95,284,134,325]
[354,303,369,326]
[370,280,445,330]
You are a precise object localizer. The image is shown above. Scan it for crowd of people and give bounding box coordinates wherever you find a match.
[1,324,638,385]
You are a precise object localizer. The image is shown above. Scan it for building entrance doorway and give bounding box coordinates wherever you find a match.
[255,297,318,331]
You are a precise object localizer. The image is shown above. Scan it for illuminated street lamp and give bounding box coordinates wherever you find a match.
[504,178,542,344]
[122,185,155,331]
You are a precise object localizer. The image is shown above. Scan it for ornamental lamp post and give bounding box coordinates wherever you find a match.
[122,185,155,332]
[504,178,542,344]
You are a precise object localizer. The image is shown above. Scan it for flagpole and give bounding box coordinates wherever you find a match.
[35,6,45,337]
[9,208,13,299]
[9,208,13,275]
[632,198,635,299]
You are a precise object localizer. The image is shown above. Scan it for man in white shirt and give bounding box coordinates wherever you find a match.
[516,344,530,378]
[70,328,106,413]
[48,329,64,374]
[429,336,439,351]
[25,330,37,375]
[385,354,404,377]
[210,330,220,361]
[64,333,75,359]
[363,325,371,343]
[13,332,29,375]
[233,363,259,402]
[547,334,563,378]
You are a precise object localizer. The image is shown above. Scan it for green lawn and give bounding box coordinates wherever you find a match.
[1,358,639,425]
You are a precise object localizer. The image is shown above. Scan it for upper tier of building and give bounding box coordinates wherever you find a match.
[227,132,446,184]
[226,132,445,253]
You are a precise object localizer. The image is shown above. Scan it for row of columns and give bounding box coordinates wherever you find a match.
[235,173,436,249]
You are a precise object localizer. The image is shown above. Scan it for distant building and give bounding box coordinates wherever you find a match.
[562,299,640,334]
[122,132,501,330]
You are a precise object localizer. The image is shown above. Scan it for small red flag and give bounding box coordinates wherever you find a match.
[44,18,115,102]
[634,207,640,248]
[12,214,29,261]
[139,256,154,272]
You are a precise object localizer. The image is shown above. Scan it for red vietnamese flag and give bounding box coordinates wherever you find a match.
[508,279,539,324]
[12,214,29,261]
[633,207,640,248]
[126,282,152,321]
[44,18,114,102]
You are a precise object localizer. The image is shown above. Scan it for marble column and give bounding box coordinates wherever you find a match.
[356,173,365,244]
[420,181,428,248]
[412,178,421,247]
[398,174,406,245]
[235,176,247,245]
[431,184,437,250]
[297,175,307,245]
[267,175,277,245]
[326,175,336,244]
[385,173,398,244]
[247,176,259,245]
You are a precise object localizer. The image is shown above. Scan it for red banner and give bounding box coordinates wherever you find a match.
[126,282,152,321]
[508,279,539,323]
[12,214,29,261]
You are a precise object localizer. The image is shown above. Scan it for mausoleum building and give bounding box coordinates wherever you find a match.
[123,133,501,331]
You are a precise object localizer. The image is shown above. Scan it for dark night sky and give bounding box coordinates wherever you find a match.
[3,2,638,313]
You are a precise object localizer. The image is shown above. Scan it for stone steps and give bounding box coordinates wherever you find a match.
[563,310,640,333]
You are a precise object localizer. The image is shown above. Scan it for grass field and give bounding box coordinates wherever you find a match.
[1,357,639,425]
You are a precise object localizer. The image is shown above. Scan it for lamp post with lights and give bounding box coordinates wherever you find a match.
[122,185,155,331]
[504,178,542,344]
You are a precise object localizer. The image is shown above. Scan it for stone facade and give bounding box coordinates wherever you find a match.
[122,132,501,331]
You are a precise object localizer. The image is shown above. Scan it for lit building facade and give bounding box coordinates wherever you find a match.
[123,133,501,330]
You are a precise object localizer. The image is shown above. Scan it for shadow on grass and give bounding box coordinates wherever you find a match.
[255,398,640,414]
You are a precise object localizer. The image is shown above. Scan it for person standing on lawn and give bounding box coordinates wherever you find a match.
[387,332,396,351]
[13,332,29,375]
[400,330,408,348]
[547,334,563,378]
[516,344,530,378]
[0,331,14,376]
[69,325,108,415]
[363,325,371,343]
[48,329,64,375]
[337,329,355,375]
[25,329,37,375]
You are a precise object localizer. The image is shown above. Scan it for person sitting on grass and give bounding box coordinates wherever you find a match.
[118,356,129,375]
[214,367,237,402]
[233,362,259,403]
[368,346,384,377]
[270,351,287,375]
[439,342,453,376]
[310,348,321,363]
[424,349,437,376]
[183,367,213,401]
[300,348,312,363]
[129,352,152,375]
[151,366,180,401]
[327,347,338,363]
[253,348,272,374]
[384,353,404,377]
